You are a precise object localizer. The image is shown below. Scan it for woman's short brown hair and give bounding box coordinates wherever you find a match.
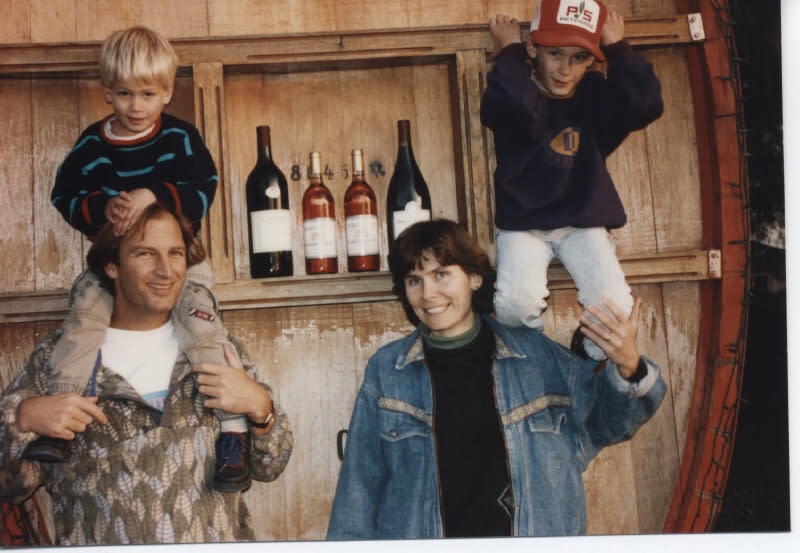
[87,203,205,294]
[388,219,495,325]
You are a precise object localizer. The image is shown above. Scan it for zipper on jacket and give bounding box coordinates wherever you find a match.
[422,360,447,537]
[489,361,516,536]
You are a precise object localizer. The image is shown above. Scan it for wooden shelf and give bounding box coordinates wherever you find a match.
[0,15,702,76]
[0,249,720,323]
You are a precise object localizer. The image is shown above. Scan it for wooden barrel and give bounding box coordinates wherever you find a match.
[0,0,748,543]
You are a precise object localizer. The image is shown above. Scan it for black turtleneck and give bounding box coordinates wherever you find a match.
[422,316,512,537]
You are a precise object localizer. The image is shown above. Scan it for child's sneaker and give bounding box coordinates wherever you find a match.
[212,431,252,493]
[22,436,69,463]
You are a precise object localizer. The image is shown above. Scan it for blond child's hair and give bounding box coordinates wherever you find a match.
[99,26,178,89]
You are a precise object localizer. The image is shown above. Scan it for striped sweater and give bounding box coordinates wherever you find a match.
[51,113,217,237]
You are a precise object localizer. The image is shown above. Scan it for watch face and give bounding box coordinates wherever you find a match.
[252,411,274,428]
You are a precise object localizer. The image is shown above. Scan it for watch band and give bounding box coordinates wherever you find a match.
[250,410,275,429]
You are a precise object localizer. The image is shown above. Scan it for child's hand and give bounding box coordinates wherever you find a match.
[115,188,157,235]
[104,194,130,229]
[601,11,625,46]
[489,14,522,56]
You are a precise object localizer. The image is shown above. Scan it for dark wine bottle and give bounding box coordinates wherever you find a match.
[302,151,338,274]
[246,126,293,278]
[386,120,432,246]
[345,149,380,272]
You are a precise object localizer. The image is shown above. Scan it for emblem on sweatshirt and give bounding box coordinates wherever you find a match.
[550,126,581,157]
[188,308,216,322]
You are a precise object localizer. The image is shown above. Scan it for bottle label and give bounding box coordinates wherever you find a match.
[251,209,292,253]
[346,214,379,256]
[304,217,338,259]
[392,201,431,239]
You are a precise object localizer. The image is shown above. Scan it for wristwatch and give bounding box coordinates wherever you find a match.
[250,410,275,429]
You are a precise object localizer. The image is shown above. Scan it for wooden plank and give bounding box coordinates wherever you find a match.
[410,63,460,224]
[208,0,320,37]
[0,248,722,322]
[661,282,701,466]
[226,304,358,541]
[607,128,659,258]
[0,16,702,75]
[0,0,29,44]
[455,49,495,262]
[74,0,138,42]
[193,62,235,284]
[0,79,35,294]
[645,48,703,252]
[30,0,75,43]
[351,301,414,387]
[628,284,681,533]
[138,0,209,39]
[32,78,84,291]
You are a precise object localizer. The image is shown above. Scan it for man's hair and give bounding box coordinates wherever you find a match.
[99,26,178,89]
[87,203,205,294]
[388,219,496,326]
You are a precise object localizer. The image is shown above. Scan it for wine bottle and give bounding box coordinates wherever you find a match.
[246,126,293,278]
[386,120,432,246]
[302,151,338,274]
[345,149,380,272]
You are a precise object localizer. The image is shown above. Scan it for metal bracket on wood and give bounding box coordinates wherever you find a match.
[708,249,722,278]
[688,13,706,42]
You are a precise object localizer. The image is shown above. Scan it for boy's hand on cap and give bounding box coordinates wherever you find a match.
[489,14,522,56]
[601,11,625,46]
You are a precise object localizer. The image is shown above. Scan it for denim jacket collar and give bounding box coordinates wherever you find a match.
[395,315,527,370]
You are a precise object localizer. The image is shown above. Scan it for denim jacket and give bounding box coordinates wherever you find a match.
[327,315,665,539]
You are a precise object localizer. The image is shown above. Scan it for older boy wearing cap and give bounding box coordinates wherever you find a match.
[481,0,663,360]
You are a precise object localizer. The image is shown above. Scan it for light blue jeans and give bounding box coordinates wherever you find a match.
[494,226,632,360]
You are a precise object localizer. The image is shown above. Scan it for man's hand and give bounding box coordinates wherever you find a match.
[578,297,641,378]
[601,11,625,46]
[17,394,108,440]
[192,344,275,435]
[489,14,522,56]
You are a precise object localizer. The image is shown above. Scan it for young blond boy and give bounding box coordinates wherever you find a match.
[480,0,663,359]
[30,27,257,493]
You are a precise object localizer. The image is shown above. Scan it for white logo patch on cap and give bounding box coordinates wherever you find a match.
[556,0,601,33]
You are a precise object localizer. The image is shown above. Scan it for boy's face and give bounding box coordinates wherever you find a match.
[104,79,173,137]
[527,39,595,98]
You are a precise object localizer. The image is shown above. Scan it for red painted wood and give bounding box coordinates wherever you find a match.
[663,0,749,532]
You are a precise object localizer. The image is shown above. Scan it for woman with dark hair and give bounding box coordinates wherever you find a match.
[327,219,666,540]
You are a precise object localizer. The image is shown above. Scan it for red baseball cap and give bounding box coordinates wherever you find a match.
[530,0,608,61]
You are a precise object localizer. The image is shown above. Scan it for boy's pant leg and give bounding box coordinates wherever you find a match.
[494,229,553,329]
[557,227,632,360]
[48,269,113,394]
[175,266,248,432]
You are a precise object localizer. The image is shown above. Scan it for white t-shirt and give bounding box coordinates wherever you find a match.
[101,321,179,411]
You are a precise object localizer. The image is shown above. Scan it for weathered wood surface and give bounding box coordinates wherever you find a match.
[0,0,733,542]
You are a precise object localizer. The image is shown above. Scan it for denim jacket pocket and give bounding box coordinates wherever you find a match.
[378,397,432,442]
[501,394,572,433]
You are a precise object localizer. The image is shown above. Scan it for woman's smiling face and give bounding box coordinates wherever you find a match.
[403,250,482,338]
